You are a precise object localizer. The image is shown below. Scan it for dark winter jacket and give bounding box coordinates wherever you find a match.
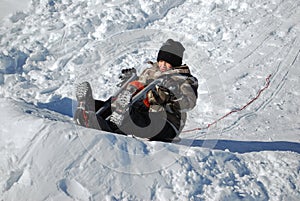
[134,62,198,134]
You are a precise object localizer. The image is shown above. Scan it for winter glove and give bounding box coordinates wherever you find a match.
[147,85,171,105]
[121,68,136,75]
[117,68,137,87]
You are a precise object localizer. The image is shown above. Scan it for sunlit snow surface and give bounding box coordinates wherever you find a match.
[0,0,300,200]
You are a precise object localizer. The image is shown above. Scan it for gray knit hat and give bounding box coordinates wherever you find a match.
[157,39,185,67]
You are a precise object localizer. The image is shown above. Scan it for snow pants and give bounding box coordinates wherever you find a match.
[94,98,178,142]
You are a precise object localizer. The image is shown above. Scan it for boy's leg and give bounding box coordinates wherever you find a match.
[95,98,117,132]
[95,98,112,119]
[148,121,179,142]
[74,82,101,130]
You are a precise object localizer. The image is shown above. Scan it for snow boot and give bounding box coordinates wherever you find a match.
[74,81,101,130]
[109,89,132,127]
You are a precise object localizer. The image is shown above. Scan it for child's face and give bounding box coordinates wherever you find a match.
[158,60,173,72]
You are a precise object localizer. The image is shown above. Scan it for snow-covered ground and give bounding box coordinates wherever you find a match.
[0,0,299,200]
[0,0,31,20]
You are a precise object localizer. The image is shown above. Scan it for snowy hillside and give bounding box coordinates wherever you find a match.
[0,0,300,200]
[0,0,31,20]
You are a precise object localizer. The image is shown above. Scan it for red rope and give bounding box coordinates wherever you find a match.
[182,74,272,133]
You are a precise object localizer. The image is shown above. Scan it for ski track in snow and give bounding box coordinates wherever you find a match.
[0,0,300,200]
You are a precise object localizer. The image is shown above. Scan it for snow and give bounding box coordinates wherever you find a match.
[0,0,300,200]
[0,0,31,20]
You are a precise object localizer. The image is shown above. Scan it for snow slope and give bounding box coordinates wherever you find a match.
[0,0,300,200]
[0,0,31,20]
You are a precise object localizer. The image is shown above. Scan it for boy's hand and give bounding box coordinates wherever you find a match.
[147,85,171,105]
[118,68,137,87]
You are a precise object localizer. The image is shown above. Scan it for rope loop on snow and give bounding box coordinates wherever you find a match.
[182,74,272,133]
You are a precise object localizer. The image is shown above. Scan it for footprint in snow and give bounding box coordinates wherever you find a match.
[3,170,24,191]
[58,178,91,201]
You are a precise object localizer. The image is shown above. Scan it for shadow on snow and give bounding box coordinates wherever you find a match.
[37,97,76,118]
[180,139,300,154]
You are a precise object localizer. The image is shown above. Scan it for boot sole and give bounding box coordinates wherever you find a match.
[74,82,100,130]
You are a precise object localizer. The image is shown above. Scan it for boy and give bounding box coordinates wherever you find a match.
[74,39,198,142]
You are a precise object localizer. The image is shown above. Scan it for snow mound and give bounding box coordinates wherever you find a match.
[1,98,299,200]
